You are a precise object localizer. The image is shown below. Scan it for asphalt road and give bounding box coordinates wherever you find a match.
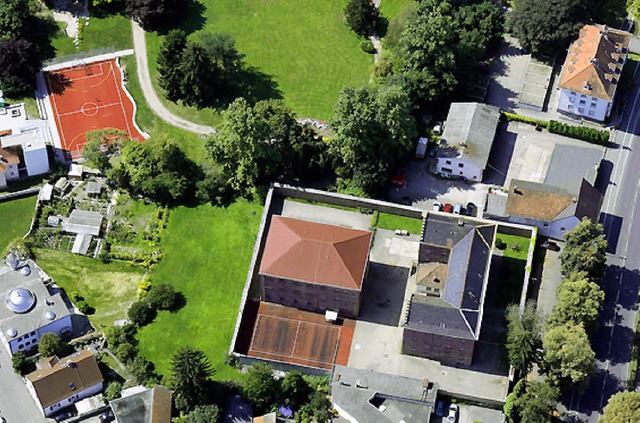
[564,68,640,422]
[0,343,49,423]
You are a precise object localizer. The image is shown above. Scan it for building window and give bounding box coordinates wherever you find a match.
[458,163,464,168]
[569,97,575,103]
[445,160,452,165]
[570,91,576,96]
[561,227,566,231]
[579,100,586,105]
[459,171,464,175]
[581,94,587,98]
[441,167,452,173]
[578,107,585,113]
[591,102,597,108]
[588,110,595,117]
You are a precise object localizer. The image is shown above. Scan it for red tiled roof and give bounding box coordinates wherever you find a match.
[559,24,631,101]
[259,216,372,290]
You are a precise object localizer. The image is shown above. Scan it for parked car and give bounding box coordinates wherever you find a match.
[415,137,428,159]
[433,121,444,135]
[447,403,459,422]
[465,202,477,217]
[443,203,453,213]
[432,201,442,211]
[453,204,462,215]
[435,400,445,417]
[99,411,115,423]
[391,174,407,188]
[542,240,561,251]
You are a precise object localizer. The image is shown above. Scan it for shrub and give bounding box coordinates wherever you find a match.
[128,301,156,326]
[76,300,92,314]
[105,381,123,400]
[501,112,548,128]
[496,238,507,250]
[547,120,609,145]
[116,342,138,363]
[360,39,376,54]
[145,283,177,310]
[106,324,137,348]
[12,351,28,374]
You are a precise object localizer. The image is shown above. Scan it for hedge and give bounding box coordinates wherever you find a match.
[502,112,548,128]
[547,120,610,145]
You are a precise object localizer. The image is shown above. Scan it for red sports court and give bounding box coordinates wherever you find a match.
[239,301,355,370]
[44,59,145,159]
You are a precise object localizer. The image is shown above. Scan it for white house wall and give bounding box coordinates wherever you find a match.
[41,382,103,417]
[557,88,611,122]
[5,164,19,181]
[24,148,49,176]
[436,157,483,181]
[504,215,579,240]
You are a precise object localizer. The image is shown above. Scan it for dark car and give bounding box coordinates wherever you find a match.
[443,203,453,213]
[99,410,115,422]
[542,240,561,251]
[465,202,477,217]
[391,175,407,188]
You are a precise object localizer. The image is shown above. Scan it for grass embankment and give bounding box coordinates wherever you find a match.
[144,0,372,123]
[135,199,262,380]
[0,195,37,249]
[35,250,146,329]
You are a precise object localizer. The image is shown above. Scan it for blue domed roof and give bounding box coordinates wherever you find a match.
[5,287,36,314]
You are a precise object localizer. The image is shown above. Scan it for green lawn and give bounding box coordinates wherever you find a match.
[495,233,531,260]
[51,14,133,58]
[379,0,417,19]
[4,96,40,119]
[374,212,423,234]
[135,199,262,380]
[0,195,37,250]
[120,56,209,164]
[34,250,146,329]
[145,0,373,122]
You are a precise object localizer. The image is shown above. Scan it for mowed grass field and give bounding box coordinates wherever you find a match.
[146,0,373,122]
[51,14,133,58]
[0,195,37,249]
[135,200,262,380]
[35,250,146,329]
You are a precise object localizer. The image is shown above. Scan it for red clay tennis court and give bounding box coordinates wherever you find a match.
[243,302,355,370]
[44,59,145,159]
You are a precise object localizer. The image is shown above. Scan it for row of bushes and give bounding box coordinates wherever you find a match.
[501,112,610,145]
[142,207,170,243]
[106,244,163,267]
[547,120,610,145]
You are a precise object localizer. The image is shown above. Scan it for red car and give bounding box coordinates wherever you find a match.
[443,203,453,213]
[391,175,407,188]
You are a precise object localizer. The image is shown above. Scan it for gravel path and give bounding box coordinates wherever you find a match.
[131,20,215,135]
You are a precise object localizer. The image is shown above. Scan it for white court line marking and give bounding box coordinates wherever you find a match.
[56,102,123,117]
[62,63,105,81]
[45,74,67,146]
[110,61,134,137]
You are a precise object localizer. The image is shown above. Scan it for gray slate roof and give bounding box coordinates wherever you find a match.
[440,102,500,169]
[331,365,436,423]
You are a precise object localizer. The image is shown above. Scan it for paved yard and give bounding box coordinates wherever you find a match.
[459,404,505,423]
[536,243,564,318]
[388,158,488,214]
[280,199,372,230]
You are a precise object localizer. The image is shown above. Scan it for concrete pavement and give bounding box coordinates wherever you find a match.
[130,21,215,135]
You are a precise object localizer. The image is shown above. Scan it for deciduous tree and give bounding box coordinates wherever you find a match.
[0,0,30,42]
[170,347,214,412]
[600,391,640,422]
[184,405,220,423]
[513,381,559,423]
[541,323,595,389]
[242,362,279,415]
[128,301,156,326]
[145,283,178,310]
[548,271,604,330]
[508,0,587,58]
[560,218,608,279]
[344,0,380,37]
[281,371,312,411]
[0,38,40,97]
[126,0,184,30]
[38,333,72,358]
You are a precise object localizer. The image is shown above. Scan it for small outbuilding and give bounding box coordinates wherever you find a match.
[62,209,105,236]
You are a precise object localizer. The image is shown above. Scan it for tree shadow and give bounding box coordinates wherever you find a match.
[169,291,187,313]
[174,0,207,36]
[46,73,73,95]
[29,15,61,61]
[235,66,283,105]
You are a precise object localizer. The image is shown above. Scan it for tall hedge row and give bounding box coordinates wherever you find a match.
[547,121,610,145]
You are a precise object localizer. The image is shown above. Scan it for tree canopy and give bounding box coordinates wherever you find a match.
[38,333,72,358]
[0,38,40,97]
[506,301,542,374]
[128,301,156,326]
[83,129,129,173]
[0,0,30,42]
[548,271,604,330]
[145,283,178,310]
[158,29,188,102]
[329,85,417,196]
[508,0,587,58]
[600,391,640,422]
[512,380,560,423]
[344,0,380,37]
[126,0,184,30]
[560,218,608,279]
[170,347,215,412]
[242,362,280,415]
[281,371,313,411]
[541,323,595,389]
[184,404,220,423]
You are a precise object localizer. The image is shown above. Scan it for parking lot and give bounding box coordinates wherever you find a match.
[387,158,489,215]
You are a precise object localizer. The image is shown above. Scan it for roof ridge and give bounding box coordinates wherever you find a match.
[330,233,371,289]
[458,309,478,340]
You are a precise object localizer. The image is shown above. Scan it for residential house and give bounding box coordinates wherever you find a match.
[0,258,74,355]
[557,24,631,122]
[435,103,500,181]
[402,214,495,366]
[25,349,103,417]
[258,216,372,319]
[110,385,172,423]
[0,147,20,188]
[331,365,438,423]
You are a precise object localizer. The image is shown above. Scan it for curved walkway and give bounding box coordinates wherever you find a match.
[131,21,215,135]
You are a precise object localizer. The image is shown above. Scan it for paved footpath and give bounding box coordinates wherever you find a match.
[130,20,215,135]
